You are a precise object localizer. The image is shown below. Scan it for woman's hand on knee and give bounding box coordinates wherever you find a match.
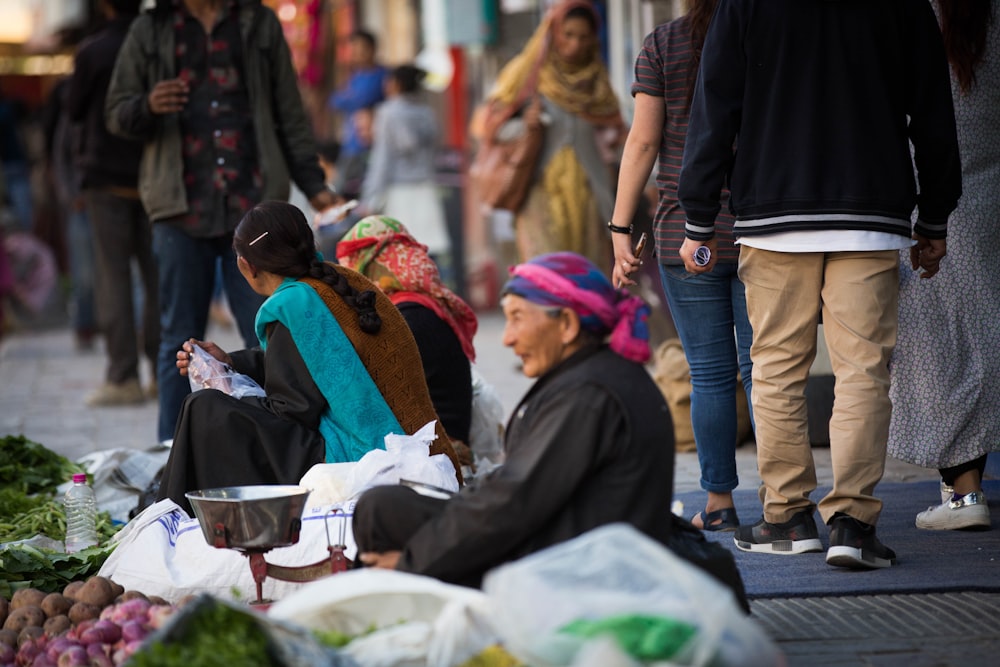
[359,550,401,570]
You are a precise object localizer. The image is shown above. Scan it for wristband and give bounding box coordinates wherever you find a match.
[607,221,633,234]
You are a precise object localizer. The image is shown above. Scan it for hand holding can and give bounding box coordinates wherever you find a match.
[693,245,712,267]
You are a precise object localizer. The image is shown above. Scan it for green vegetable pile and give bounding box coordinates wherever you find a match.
[0,435,119,596]
[0,434,86,494]
[0,488,117,544]
[128,599,275,667]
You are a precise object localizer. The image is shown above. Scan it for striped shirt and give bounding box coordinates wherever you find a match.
[631,17,737,265]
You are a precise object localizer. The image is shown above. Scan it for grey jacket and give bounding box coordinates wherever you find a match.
[360,95,440,212]
[105,0,327,223]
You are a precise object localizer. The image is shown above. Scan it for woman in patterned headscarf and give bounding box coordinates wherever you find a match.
[338,215,477,448]
[476,0,624,270]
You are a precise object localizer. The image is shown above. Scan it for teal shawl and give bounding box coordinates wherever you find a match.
[255,278,403,462]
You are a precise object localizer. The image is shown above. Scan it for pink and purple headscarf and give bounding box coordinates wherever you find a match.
[503,252,651,363]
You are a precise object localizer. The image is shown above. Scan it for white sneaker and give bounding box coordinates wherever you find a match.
[916,491,990,530]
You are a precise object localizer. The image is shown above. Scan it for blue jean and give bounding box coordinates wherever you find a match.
[153,224,265,442]
[659,262,754,493]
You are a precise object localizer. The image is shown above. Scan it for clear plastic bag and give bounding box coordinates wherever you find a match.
[468,366,506,471]
[482,523,782,667]
[187,343,266,399]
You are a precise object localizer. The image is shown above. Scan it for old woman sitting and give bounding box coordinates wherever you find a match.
[352,251,675,587]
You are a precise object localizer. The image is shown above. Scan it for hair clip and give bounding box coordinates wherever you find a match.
[249,231,269,246]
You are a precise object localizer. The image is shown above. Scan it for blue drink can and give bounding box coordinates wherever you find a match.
[694,246,712,267]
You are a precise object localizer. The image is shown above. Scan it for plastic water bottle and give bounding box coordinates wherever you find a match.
[64,473,98,553]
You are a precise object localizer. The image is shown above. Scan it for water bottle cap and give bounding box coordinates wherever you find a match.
[72,473,88,483]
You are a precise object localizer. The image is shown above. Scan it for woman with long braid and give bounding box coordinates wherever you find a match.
[156,201,460,514]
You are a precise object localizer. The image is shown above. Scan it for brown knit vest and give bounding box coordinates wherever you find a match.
[301,265,462,483]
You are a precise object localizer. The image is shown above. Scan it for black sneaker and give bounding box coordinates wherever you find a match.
[825,513,897,569]
[734,509,823,554]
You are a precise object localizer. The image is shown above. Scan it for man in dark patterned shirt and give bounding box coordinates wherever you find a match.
[106,0,337,445]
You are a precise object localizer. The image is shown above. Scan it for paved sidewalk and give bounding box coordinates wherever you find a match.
[2,308,994,666]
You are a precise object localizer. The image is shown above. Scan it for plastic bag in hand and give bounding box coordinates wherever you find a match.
[187,343,266,399]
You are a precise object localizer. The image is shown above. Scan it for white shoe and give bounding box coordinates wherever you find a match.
[916,491,990,530]
[940,481,955,505]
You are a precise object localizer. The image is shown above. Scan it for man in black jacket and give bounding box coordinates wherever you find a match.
[105,0,338,445]
[67,0,159,406]
[677,0,961,569]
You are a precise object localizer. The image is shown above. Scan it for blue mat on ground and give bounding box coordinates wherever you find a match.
[675,480,1000,599]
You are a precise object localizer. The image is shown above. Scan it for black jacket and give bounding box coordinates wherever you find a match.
[679,0,962,241]
[66,16,143,190]
[396,345,675,585]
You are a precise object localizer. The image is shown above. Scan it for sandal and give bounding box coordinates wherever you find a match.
[692,507,740,532]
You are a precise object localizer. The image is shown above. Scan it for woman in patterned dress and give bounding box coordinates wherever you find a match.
[888,0,998,530]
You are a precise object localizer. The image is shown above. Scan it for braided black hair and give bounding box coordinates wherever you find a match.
[233,201,381,334]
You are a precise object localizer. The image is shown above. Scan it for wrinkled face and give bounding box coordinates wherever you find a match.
[501,295,569,378]
[554,16,596,66]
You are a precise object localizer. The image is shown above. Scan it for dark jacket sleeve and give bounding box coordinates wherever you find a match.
[907,1,961,239]
[396,383,624,583]
[262,11,327,200]
[233,323,327,428]
[677,0,746,241]
[105,17,158,141]
[65,43,96,124]
[228,346,266,385]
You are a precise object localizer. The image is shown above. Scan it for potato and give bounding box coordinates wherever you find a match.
[3,605,44,633]
[76,577,115,609]
[0,597,8,626]
[147,595,170,607]
[67,602,101,625]
[115,590,149,606]
[39,593,72,620]
[9,589,45,611]
[109,580,125,599]
[42,615,70,638]
[62,581,84,601]
[17,626,43,647]
[0,628,17,648]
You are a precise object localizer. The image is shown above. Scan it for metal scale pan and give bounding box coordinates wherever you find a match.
[186,485,350,604]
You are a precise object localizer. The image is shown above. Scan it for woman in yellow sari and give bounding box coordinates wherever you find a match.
[478,0,624,269]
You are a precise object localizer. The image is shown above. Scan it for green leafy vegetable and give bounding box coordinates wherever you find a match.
[0,434,85,494]
[0,542,114,597]
[128,599,276,667]
[0,489,118,543]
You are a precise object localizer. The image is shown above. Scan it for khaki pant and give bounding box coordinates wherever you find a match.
[738,247,899,526]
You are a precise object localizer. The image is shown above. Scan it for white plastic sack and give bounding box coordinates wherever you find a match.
[468,365,506,471]
[482,523,782,667]
[98,499,358,604]
[344,421,459,499]
[268,569,500,667]
[299,462,359,509]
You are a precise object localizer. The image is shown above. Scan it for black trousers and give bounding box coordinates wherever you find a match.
[352,485,447,556]
[940,454,989,487]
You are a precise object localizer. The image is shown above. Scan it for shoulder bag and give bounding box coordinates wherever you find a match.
[469,51,547,213]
